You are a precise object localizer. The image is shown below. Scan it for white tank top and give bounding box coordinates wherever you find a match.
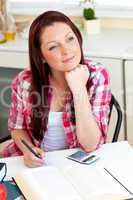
[41,112,68,151]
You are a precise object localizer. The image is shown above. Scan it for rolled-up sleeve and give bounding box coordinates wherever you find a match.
[8,77,26,131]
[89,63,111,145]
[8,69,32,131]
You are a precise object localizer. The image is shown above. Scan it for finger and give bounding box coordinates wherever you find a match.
[24,155,44,168]
[65,71,72,77]
[71,66,80,73]
[25,160,44,168]
[84,65,89,74]
[65,71,70,76]
[30,153,44,164]
[26,151,44,163]
[66,65,78,73]
[83,65,88,70]
[77,64,82,68]
[36,148,45,159]
[78,64,86,68]
[31,159,44,167]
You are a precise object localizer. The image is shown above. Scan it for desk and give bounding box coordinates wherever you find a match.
[1,141,133,200]
[0,141,132,180]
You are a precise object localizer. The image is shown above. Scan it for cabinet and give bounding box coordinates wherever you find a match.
[0,67,22,138]
[0,51,28,69]
[88,56,125,142]
[125,60,133,145]
[0,49,27,139]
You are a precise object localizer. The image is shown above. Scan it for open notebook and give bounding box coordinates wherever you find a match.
[1,141,133,200]
[13,164,133,200]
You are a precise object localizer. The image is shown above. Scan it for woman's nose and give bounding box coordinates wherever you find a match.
[61,44,69,56]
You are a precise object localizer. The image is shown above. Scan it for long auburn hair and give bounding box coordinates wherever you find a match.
[29,11,84,141]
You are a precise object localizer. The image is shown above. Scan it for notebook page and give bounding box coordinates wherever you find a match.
[14,172,42,200]
[62,164,130,200]
[103,143,133,195]
[14,166,82,200]
[105,156,133,195]
[0,156,26,181]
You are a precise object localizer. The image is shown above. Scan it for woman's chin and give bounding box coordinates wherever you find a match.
[64,63,79,72]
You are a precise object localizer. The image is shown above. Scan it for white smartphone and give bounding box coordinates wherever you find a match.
[67,150,100,164]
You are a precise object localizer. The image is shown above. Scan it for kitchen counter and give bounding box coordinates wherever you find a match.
[83,28,133,60]
[0,37,28,53]
[0,37,28,69]
[0,28,133,69]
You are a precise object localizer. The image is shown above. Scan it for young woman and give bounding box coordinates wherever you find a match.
[3,11,111,167]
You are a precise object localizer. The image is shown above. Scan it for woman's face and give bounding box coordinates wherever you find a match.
[40,22,81,72]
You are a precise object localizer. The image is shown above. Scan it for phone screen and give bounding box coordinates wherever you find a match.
[67,150,99,164]
[68,151,87,161]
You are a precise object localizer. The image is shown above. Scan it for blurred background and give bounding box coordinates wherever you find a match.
[1,0,133,147]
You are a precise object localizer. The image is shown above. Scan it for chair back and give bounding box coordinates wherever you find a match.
[108,94,122,142]
[0,135,11,143]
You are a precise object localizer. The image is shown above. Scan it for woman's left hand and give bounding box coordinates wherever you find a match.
[65,64,90,94]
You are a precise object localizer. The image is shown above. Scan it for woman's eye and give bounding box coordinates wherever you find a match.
[49,46,57,51]
[68,36,74,41]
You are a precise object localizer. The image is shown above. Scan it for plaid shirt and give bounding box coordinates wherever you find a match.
[2,59,111,157]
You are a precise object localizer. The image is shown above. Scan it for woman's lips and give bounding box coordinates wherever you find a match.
[62,56,75,63]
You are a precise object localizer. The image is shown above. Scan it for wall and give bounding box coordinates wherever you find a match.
[13,15,133,31]
[1,1,133,31]
[101,17,133,30]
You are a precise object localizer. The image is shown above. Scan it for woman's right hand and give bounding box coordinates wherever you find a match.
[23,147,45,168]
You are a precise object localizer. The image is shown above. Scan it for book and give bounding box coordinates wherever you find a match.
[1,141,133,200]
[13,164,133,200]
[0,163,6,182]
[3,181,24,200]
[104,157,133,196]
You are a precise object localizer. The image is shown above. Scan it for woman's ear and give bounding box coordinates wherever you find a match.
[42,58,46,63]
[40,52,46,63]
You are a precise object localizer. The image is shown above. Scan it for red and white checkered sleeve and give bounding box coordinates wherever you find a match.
[8,75,26,131]
[89,65,111,146]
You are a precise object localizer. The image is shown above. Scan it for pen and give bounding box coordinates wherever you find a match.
[104,168,133,196]
[21,139,42,159]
